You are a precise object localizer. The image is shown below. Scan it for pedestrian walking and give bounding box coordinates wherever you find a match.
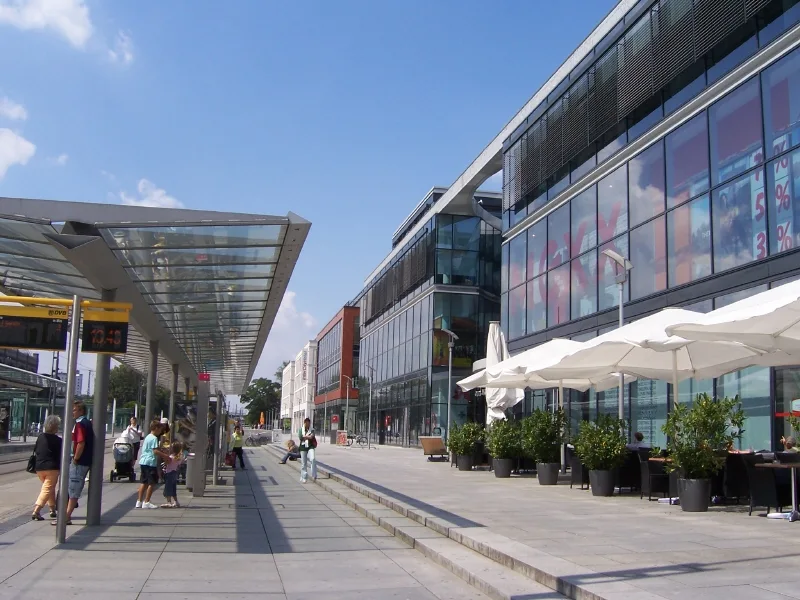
[298,417,317,483]
[135,421,170,509]
[31,415,62,521]
[52,400,94,526]
[125,417,142,465]
[231,426,245,470]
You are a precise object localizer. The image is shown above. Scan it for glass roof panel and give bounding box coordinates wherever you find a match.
[0,253,82,276]
[0,238,70,261]
[135,278,272,296]
[102,224,286,249]
[149,290,269,305]
[127,263,276,282]
[1,279,96,299]
[113,246,280,267]
[0,270,95,290]
[0,218,59,243]
[151,304,266,314]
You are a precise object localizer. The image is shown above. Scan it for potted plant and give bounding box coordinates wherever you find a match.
[574,415,628,496]
[448,422,485,471]
[658,393,745,512]
[486,419,521,478]
[522,409,566,485]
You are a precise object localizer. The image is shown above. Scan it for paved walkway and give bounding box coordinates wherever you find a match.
[309,443,800,600]
[0,446,493,600]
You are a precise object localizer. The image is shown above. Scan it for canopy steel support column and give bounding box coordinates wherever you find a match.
[192,379,210,497]
[143,340,159,429]
[169,364,179,432]
[87,288,115,527]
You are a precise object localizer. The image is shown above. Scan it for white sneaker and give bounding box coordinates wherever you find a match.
[143,502,159,509]
[135,501,142,508]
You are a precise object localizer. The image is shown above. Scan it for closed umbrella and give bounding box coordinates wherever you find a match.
[534,308,793,407]
[477,322,524,425]
[665,279,800,353]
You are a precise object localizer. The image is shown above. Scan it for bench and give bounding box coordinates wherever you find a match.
[419,436,449,462]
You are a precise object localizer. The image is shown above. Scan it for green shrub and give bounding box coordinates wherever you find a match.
[486,419,521,459]
[447,422,485,456]
[521,409,566,464]
[574,415,628,471]
[656,393,745,479]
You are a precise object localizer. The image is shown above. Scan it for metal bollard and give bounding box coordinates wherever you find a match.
[185,453,195,492]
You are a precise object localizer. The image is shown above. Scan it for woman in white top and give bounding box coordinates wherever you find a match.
[125,417,143,464]
[298,417,317,483]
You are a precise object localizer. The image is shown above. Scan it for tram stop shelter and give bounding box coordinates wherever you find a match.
[0,197,310,525]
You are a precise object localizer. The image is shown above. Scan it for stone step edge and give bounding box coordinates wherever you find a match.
[263,444,565,600]
[263,444,649,600]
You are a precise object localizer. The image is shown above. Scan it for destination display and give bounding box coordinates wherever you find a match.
[81,309,130,354]
[0,306,68,351]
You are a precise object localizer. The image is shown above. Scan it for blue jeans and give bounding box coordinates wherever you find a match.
[163,471,178,499]
[300,449,316,482]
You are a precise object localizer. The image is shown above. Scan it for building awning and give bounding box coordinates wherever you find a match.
[0,363,66,392]
[0,198,310,394]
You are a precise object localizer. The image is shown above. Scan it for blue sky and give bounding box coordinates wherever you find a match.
[0,0,616,386]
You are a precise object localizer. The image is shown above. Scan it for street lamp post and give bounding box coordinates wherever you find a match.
[440,328,459,443]
[342,374,356,436]
[601,249,633,423]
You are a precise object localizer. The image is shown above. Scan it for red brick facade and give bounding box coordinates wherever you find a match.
[314,305,359,406]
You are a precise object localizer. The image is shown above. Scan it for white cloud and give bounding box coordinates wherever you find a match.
[49,152,68,165]
[120,178,184,209]
[251,291,317,381]
[107,30,133,64]
[0,0,92,48]
[0,97,27,121]
[0,128,35,179]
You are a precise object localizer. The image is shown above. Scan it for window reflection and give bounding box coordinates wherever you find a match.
[547,204,570,269]
[570,187,597,258]
[767,147,800,254]
[762,47,800,159]
[712,168,767,272]
[629,141,666,228]
[571,250,597,318]
[666,113,709,208]
[509,234,526,288]
[668,194,712,287]
[508,285,526,340]
[526,220,547,280]
[710,77,763,185]
[598,165,628,244]
[719,367,772,451]
[630,216,666,300]
[527,276,546,333]
[547,264,570,327]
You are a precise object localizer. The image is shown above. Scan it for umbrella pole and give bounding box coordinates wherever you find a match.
[559,381,565,473]
[672,349,679,406]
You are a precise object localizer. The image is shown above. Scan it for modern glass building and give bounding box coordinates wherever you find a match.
[355,187,502,445]
[500,0,800,450]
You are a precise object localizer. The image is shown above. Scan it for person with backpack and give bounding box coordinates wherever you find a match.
[52,400,94,526]
[298,417,317,483]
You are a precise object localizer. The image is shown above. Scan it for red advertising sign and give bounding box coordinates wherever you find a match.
[199,373,210,381]
[331,414,339,424]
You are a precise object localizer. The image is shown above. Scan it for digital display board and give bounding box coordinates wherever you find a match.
[0,306,68,351]
[81,320,129,354]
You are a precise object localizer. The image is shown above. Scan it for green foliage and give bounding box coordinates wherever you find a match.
[574,415,628,471]
[486,419,521,459]
[521,409,566,464]
[787,415,800,435]
[240,377,281,425]
[108,364,171,416]
[656,393,745,479]
[447,422,485,456]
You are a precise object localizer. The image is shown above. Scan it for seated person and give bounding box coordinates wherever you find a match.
[626,431,649,451]
[781,435,799,453]
[279,440,301,464]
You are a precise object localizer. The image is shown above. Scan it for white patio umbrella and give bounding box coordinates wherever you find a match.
[665,279,800,353]
[477,322,524,425]
[534,308,795,405]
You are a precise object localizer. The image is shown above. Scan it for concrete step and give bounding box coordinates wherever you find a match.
[265,444,567,600]
[264,444,663,600]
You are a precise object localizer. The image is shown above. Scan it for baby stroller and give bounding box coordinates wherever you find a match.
[110,431,137,482]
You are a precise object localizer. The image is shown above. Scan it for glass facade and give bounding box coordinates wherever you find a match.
[316,320,342,397]
[358,210,501,445]
[498,2,800,449]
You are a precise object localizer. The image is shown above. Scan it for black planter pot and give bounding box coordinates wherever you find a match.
[537,462,560,485]
[456,455,474,471]
[589,469,615,496]
[472,442,485,466]
[493,458,514,478]
[679,478,711,512]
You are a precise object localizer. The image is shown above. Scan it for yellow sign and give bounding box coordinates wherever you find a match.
[0,305,68,319]
[84,309,130,323]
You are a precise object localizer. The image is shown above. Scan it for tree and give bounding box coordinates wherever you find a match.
[240,377,281,425]
[108,364,171,418]
[274,360,291,382]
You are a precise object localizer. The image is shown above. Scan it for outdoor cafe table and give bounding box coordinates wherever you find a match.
[755,462,800,522]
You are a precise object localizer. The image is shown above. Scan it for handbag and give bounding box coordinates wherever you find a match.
[310,436,318,449]
[26,452,36,474]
